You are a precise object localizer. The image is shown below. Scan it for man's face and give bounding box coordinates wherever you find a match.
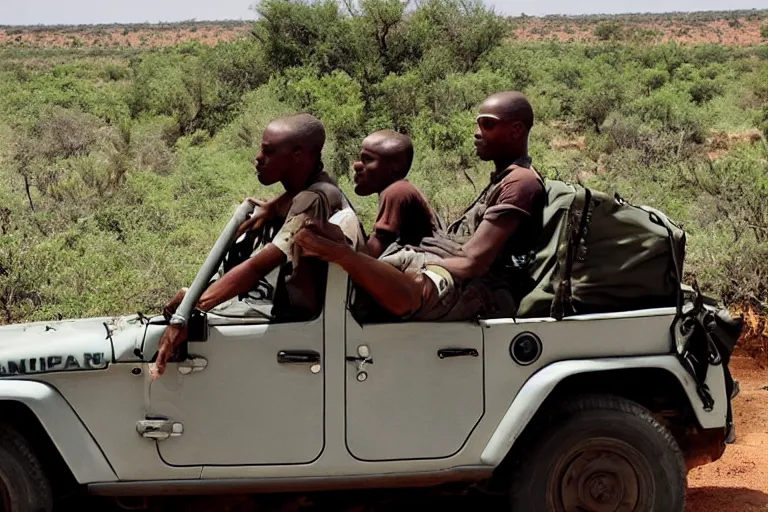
[473,106,526,161]
[352,139,397,196]
[254,125,294,186]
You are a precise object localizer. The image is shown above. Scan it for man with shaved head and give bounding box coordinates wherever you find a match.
[248,128,438,259]
[152,113,363,377]
[294,91,545,322]
[352,129,437,257]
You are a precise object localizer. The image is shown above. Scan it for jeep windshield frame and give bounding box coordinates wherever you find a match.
[169,199,256,327]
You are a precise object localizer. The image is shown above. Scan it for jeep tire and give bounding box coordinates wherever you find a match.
[509,394,686,512]
[0,424,53,512]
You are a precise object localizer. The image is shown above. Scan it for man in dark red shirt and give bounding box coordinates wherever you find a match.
[241,129,438,259]
[351,129,437,258]
[294,91,546,322]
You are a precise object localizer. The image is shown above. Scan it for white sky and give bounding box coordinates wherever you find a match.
[1,0,766,25]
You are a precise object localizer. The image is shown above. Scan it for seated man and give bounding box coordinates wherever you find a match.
[294,91,546,322]
[152,113,363,378]
[352,129,439,258]
[242,129,438,259]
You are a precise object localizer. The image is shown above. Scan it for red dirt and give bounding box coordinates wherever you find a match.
[1,13,766,49]
[512,14,767,45]
[0,23,252,49]
[687,355,768,512]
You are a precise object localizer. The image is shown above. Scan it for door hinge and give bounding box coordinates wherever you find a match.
[136,416,183,441]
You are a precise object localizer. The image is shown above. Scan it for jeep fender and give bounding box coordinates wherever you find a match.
[0,379,117,483]
[480,355,727,466]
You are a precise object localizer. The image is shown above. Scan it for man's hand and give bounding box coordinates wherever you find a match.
[163,287,188,321]
[150,323,189,379]
[235,198,271,239]
[294,220,351,263]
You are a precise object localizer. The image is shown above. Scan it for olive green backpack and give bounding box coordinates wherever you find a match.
[516,180,686,320]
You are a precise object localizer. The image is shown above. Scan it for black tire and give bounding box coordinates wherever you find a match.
[508,394,686,512]
[0,424,53,512]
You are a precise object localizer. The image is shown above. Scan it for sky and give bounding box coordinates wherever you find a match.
[2,0,766,26]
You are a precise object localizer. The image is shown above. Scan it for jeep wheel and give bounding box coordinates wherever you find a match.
[0,424,53,512]
[508,395,686,512]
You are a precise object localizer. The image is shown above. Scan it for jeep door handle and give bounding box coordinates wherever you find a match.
[438,348,479,359]
[178,356,208,374]
[277,350,321,364]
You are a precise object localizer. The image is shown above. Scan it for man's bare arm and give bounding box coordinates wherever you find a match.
[436,214,522,281]
[295,222,423,317]
[365,229,394,259]
[196,244,286,311]
[151,243,287,379]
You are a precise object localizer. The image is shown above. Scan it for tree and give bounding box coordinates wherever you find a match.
[594,21,624,41]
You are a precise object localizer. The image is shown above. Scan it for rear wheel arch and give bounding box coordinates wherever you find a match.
[506,394,687,511]
[539,367,698,426]
[491,365,718,485]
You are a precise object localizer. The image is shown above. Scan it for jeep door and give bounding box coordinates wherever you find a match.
[344,314,484,461]
[146,309,325,466]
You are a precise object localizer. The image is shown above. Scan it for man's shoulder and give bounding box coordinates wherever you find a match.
[497,165,545,198]
[381,180,426,200]
[500,165,543,187]
[288,181,345,219]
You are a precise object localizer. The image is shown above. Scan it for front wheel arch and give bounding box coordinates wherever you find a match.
[0,401,78,499]
[0,417,55,512]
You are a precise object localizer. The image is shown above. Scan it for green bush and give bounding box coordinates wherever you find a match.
[1,7,768,323]
[641,68,669,92]
[761,23,768,40]
[594,21,624,41]
[689,78,723,105]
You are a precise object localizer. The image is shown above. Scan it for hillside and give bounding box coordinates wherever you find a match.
[1,9,767,48]
[0,1,766,355]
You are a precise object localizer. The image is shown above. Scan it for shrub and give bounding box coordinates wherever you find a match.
[594,21,624,41]
[641,68,669,92]
[761,23,768,40]
[679,144,768,304]
[689,78,723,105]
[103,64,129,81]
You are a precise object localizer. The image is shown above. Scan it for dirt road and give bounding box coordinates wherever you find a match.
[687,355,768,512]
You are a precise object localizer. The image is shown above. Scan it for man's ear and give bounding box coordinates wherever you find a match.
[393,155,410,180]
[509,121,527,140]
[291,144,304,162]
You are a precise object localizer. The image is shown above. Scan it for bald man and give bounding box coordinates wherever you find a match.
[352,130,438,257]
[152,113,363,377]
[246,129,438,259]
[294,91,545,322]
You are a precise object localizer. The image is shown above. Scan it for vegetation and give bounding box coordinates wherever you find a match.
[594,21,624,41]
[1,2,767,324]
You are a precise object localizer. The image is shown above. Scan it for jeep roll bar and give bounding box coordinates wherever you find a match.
[169,200,258,326]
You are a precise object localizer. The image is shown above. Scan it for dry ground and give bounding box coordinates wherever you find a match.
[687,354,768,512]
[1,12,766,49]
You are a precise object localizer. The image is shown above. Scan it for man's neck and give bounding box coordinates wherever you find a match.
[283,167,321,195]
[493,152,530,175]
[376,178,401,198]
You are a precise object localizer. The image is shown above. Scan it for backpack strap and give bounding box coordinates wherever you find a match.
[670,279,727,412]
[551,186,592,320]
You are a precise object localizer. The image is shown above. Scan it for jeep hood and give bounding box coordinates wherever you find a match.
[0,314,148,376]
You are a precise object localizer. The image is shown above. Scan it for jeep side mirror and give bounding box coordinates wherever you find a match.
[187,309,209,343]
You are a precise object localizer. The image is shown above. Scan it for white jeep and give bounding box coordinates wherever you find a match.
[0,200,731,512]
